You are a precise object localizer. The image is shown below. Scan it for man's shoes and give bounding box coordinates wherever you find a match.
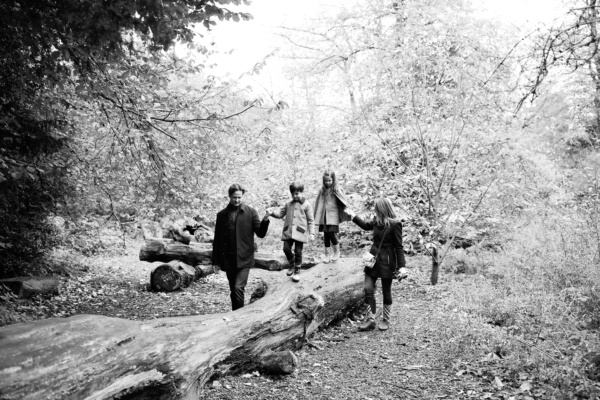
[286,261,295,276]
[292,267,301,282]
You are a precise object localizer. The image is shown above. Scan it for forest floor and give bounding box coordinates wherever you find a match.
[0,238,548,400]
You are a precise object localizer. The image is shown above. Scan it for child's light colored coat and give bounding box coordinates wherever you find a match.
[271,199,315,242]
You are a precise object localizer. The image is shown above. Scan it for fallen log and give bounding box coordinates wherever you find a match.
[150,262,216,292]
[150,261,197,292]
[0,277,60,298]
[258,350,298,375]
[139,239,317,271]
[0,259,364,400]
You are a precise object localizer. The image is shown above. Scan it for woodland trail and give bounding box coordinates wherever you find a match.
[199,266,511,400]
[1,246,539,399]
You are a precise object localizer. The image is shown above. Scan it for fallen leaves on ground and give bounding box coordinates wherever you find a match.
[0,240,573,399]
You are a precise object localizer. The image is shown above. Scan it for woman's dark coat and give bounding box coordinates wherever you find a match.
[352,216,406,279]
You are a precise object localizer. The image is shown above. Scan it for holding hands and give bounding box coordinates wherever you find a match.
[345,208,356,219]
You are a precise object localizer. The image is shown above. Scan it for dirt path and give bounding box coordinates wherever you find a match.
[198,267,501,400]
[0,245,521,399]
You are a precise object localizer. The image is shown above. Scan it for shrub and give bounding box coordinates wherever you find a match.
[0,177,65,278]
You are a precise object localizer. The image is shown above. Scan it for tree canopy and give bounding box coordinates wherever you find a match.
[0,0,253,275]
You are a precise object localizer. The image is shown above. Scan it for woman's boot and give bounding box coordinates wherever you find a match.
[378,304,392,331]
[286,261,295,277]
[322,247,331,263]
[359,308,376,331]
[331,244,340,262]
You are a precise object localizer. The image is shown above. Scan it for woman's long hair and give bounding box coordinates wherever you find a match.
[374,198,398,227]
[321,169,338,193]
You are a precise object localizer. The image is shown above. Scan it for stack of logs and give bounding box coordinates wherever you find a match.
[140,239,317,291]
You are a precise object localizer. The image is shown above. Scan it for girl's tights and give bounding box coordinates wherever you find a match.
[323,231,339,247]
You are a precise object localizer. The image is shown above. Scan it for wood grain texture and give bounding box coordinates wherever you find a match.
[0,259,364,400]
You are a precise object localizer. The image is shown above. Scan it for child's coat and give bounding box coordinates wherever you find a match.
[271,199,315,242]
[314,186,352,226]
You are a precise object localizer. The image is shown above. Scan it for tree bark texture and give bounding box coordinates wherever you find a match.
[430,246,439,286]
[0,277,60,298]
[0,259,364,400]
[139,239,317,271]
[150,261,198,292]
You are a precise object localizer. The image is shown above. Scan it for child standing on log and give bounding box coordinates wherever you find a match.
[268,182,315,282]
[313,169,352,263]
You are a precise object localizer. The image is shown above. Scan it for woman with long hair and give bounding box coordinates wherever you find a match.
[348,198,407,331]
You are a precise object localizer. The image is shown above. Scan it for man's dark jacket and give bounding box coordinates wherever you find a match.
[212,203,269,270]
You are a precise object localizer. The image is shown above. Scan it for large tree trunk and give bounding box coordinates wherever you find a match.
[0,259,364,400]
[139,239,317,271]
[0,277,60,298]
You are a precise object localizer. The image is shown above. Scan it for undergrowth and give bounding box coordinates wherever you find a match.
[438,211,600,398]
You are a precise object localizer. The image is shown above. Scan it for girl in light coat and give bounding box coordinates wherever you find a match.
[313,170,352,262]
[268,182,315,282]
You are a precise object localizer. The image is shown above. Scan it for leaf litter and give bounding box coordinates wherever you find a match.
[0,241,555,399]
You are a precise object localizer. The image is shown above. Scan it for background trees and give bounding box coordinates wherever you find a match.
[267,0,518,248]
[0,0,257,275]
[521,0,600,139]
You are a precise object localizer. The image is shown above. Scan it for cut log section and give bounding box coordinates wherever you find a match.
[0,277,60,298]
[258,350,298,375]
[139,239,317,271]
[150,262,217,292]
[0,259,364,400]
[150,261,197,292]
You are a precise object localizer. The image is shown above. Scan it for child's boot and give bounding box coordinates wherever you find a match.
[322,247,331,263]
[292,265,301,282]
[331,244,340,262]
[286,260,295,277]
[378,304,392,331]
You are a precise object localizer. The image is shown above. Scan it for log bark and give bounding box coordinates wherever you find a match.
[0,259,364,400]
[150,261,197,292]
[139,239,317,271]
[0,277,60,298]
[258,350,298,375]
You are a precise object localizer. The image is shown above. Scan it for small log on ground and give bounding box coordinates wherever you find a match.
[150,262,216,292]
[0,259,364,400]
[150,261,197,291]
[0,277,60,298]
[258,350,298,374]
[139,239,317,271]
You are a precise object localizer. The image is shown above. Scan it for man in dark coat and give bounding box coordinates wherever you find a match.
[212,183,270,310]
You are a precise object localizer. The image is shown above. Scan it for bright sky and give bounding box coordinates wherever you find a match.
[204,0,565,84]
